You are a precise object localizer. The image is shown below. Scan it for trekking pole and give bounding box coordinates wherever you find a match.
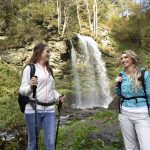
[33,76,38,150]
[118,73,123,114]
[55,95,64,149]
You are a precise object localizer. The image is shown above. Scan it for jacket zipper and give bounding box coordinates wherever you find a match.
[40,65,49,111]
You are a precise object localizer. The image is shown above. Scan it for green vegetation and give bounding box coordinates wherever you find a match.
[38,110,123,150]
[0,63,23,128]
[0,1,57,49]
[1,0,149,51]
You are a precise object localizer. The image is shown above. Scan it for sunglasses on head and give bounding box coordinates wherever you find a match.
[47,50,50,53]
[46,48,51,53]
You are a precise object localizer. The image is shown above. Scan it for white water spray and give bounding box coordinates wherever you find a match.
[70,40,82,108]
[71,35,112,109]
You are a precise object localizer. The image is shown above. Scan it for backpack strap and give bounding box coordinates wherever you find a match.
[27,64,36,109]
[28,64,36,79]
[141,70,149,111]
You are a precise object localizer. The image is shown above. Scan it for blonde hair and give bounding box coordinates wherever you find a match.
[122,50,142,91]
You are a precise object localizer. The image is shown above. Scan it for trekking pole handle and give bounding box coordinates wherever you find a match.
[32,76,38,99]
[115,73,123,87]
[58,94,64,112]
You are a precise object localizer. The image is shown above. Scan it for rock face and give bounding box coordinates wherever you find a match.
[0,39,70,75]
[1,49,31,66]
[47,40,70,73]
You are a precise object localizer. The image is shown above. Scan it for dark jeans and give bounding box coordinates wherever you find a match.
[25,112,56,150]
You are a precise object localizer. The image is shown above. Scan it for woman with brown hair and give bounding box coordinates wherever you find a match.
[19,44,65,150]
[115,50,150,150]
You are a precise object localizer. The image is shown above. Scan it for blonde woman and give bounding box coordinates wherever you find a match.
[115,50,150,150]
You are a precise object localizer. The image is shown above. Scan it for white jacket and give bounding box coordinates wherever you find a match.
[19,63,60,113]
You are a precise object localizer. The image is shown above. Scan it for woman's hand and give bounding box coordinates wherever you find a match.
[59,95,65,102]
[30,76,38,88]
[116,77,123,83]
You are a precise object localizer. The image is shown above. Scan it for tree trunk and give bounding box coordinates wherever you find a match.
[61,7,68,37]
[84,0,93,32]
[57,0,62,34]
[76,0,82,30]
[93,0,98,38]
[139,0,143,45]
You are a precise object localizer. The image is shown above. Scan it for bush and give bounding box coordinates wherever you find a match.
[142,26,150,50]
[0,63,23,128]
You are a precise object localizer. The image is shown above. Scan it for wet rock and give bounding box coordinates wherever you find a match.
[0,126,27,150]
[109,96,120,111]
[88,123,123,148]
[59,107,106,125]
[88,123,120,144]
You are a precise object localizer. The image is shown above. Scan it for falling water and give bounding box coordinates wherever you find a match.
[71,35,112,109]
[70,40,82,108]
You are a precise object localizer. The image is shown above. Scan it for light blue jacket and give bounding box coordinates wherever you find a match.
[115,70,150,109]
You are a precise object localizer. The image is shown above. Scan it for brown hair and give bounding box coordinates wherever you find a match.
[122,50,141,91]
[26,43,53,77]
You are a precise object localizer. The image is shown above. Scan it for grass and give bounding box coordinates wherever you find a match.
[38,110,122,150]
[90,110,118,125]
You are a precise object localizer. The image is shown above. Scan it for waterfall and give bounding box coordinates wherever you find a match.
[70,40,82,108]
[71,35,112,109]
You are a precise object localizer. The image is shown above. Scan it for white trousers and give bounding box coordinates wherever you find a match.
[118,110,150,150]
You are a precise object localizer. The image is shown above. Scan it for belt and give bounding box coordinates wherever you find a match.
[29,100,55,107]
[121,95,147,100]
